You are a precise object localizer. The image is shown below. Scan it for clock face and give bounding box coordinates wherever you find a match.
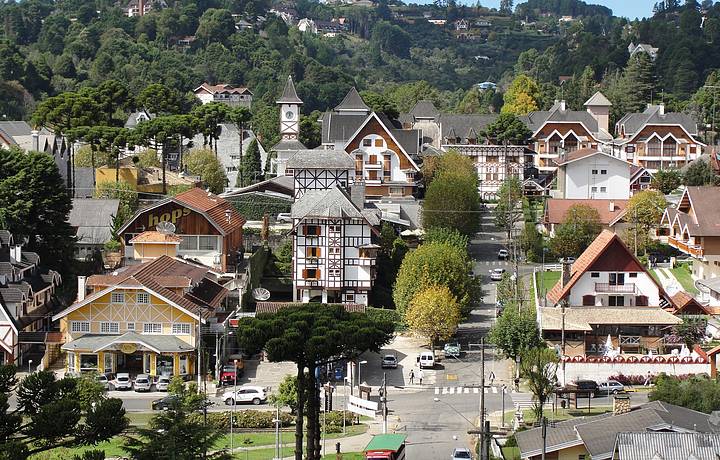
[285,111,294,119]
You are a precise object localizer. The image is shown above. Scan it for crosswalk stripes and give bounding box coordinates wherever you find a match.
[433,386,500,395]
[511,392,550,409]
[481,261,509,267]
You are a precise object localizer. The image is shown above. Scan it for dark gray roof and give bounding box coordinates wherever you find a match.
[73,167,96,198]
[291,187,365,220]
[334,87,370,113]
[517,401,713,459]
[221,175,294,199]
[0,231,12,246]
[271,138,307,152]
[391,128,420,155]
[438,113,498,140]
[409,100,439,120]
[61,332,196,353]
[69,199,121,245]
[617,105,698,136]
[286,149,354,170]
[321,112,368,144]
[613,432,720,460]
[523,102,600,134]
[276,75,303,104]
[124,110,156,129]
[0,121,36,137]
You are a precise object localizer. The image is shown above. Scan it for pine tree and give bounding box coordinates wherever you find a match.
[624,53,657,113]
[238,139,263,187]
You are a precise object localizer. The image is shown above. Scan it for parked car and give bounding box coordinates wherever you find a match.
[597,380,625,394]
[152,394,180,410]
[220,365,243,386]
[452,447,473,459]
[418,351,435,369]
[489,268,505,281]
[113,373,132,391]
[155,376,170,391]
[444,342,461,358]
[381,355,398,369]
[133,374,152,392]
[498,249,509,260]
[560,257,576,264]
[96,373,111,390]
[574,379,599,397]
[222,385,268,405]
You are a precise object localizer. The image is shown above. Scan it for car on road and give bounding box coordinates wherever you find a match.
[155,376,170,391]
[489,268,505,281]
[443,342,461,358]
[113,373,132,391]
[574,379,599,397]
[498,249,509,260]
[418,351,435,369]
[223,385,268,405]
[452,447,473,459]
[220,364,244,386]
[381,355,398,369]
[151,394,180,411]
[133,374,152,392]
[597,380,625,394]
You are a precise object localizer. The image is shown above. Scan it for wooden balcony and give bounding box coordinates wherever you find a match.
[668,236,704,258]
[595,283,637,294]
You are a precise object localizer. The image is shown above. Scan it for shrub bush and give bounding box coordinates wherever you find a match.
[321,410,359,433]
[191,410,294,429]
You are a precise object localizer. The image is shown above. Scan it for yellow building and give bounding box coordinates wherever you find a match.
[52,253,227,377]
[95,166,200,195]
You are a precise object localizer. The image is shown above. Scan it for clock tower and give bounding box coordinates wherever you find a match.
[276,75,303,141]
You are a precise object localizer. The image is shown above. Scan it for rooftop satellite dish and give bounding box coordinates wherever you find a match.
[252,287,271,301]
[156,221,176,234]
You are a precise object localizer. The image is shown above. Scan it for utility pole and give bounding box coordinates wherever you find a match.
[561,300,567,387]
[479,337,486,460]
[541,417,548,460]
[381,372,388,434]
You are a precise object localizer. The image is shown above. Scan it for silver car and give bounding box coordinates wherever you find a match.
[113,373,132,391]
[489,268,505,281]
[133,374,152,392]
[452,447,473,460]
[155,376,170,391]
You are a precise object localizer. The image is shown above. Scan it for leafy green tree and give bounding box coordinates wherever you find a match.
[135,83,181,115]
[0,147,75,271]
[359,90,400,119]
[238,139,263,187]
[683,160,718,186]
[672,316,707,349]
[393,242,476,316]
[649,374,720,414]
[135,149,161,168]
[123,379,229,460]
[270,374,299,414]
[624,190,667,256]
[185,148,227,194]
[424,227,468,251]
[406,286,461,351]
[502,74,540,115]
[550,204,602,258]
[370,21,411,58]
[300,111,322,149]
[494,177,523,239]
[191,102,230,153]
[94,181,138,224]
[0,365,128,459]
[520,347,559,421]
[521,222,543,262]
[482,113,532,144]
[236,304,393,460]
[489,306,542,366]
[651,169,682,193]
[496,271,526,305]
[385,81,441,113]
[422,171,480,237]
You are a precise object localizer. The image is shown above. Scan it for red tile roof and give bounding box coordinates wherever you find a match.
[669,291,711,315]
[552,148,601,165]
[545,199,629,225]
[175,188,246,235]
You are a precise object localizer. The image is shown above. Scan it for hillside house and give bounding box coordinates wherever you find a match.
[193,83,253,108]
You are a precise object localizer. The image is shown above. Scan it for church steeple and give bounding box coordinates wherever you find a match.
[277,76,302,141]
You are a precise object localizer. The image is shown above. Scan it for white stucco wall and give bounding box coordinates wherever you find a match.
[568,271,660,306]
[559,361,709,382]
[565,156,630,199]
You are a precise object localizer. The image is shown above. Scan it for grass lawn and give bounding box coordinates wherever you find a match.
[503,406,613,425]
[321,453,364,460]
[670,264,698,294]
[502,446,521,460]
[535,271,560,298]
[30,418,368,459]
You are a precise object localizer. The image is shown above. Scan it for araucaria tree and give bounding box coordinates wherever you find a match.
[0,365,128,458]
[236,305,393,460]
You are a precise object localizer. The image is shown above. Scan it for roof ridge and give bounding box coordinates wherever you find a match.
[334,87,370,112]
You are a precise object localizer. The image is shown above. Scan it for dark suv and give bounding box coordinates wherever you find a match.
[574,379,599,397]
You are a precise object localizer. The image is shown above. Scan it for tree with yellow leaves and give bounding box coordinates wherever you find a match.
[501,74,540,115]
[405,285,461,351]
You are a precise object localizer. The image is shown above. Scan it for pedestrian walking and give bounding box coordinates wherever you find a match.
[514,377,520,392]
[489,371,495,387]
[409,369,415,385]
[644,371,652,387]
[418,369,424,385]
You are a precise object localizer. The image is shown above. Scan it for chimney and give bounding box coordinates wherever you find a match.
[31,130,39,152]
[559,100,566,111]
[138,0,145,16]
[561,259,572,287]
[350,182,365,209]
[658,103,665,115]
[609,201,615,212]
[613,395,631,415]
[77,276,86,302]
[12,245,22,263]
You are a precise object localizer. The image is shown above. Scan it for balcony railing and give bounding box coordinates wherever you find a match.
[619,335,641,346]
[668,235,704,258]
[595,283,637,294]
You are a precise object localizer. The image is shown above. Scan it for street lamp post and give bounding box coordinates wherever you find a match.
[28,359,32,374]
[501,384,507,428]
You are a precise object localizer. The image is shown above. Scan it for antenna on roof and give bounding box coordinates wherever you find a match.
[156,221,176,234]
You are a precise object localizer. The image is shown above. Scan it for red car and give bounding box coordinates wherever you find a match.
[220,364,244,386]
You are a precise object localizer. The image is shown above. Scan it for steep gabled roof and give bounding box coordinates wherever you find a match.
[286,149,354,170]
[618,105,699,138]
[334,87,370,113]
[409,100,439,120]
[584,91,612,107]
[276,75,303,104]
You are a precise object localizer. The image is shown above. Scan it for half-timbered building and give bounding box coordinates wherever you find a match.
[286,149,354,199]
[290,187,380,305]
[118,188,245,273]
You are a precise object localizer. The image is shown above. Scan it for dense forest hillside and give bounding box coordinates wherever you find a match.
[1,0,720,145]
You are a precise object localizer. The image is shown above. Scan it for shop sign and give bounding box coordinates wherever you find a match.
[147,207,191,228]
[120,343,138,354]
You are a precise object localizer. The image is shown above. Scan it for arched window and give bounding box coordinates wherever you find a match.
[563,133,579,152]
[647,137,661,156]
[662,137,677,158]
[548,133,562,153]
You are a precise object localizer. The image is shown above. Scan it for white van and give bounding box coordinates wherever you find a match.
[418,352,435,369]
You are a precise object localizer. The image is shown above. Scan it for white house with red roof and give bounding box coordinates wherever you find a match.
[193,82,253,108]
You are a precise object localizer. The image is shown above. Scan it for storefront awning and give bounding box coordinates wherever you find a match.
[61,332,195,354]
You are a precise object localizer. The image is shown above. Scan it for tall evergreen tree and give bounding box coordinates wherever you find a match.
[623,53,657,113]
[238,139,263,187]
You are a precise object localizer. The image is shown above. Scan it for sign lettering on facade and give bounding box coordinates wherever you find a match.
[148,207,191,228]
[120,343,138,354]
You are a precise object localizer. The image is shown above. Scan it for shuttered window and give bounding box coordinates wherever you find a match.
[582,295,595,306]
[306,247,321,258]
[302,269,320,280]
